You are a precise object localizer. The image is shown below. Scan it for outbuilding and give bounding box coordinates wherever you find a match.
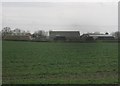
[49,31,80,41]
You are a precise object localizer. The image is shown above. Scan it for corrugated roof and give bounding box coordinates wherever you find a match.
[89,34,113,37]
[49,31,79,33]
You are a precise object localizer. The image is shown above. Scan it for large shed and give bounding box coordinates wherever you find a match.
[81,34,115,41]
[49,31,80,41]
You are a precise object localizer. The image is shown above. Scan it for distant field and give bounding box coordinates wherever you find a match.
[2,41,118,84]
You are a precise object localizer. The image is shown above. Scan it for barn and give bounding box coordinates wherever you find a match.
[81,34,115,41]
[89,34,115,40]
[49,31,80,41]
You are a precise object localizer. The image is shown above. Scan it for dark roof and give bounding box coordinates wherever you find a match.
[49,31,80,38]
[49,31,79,33]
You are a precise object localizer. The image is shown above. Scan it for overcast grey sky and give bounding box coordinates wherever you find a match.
[2,2,118,34]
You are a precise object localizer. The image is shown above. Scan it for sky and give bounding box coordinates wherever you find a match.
[1,0,119,2]
[1,0,118,34]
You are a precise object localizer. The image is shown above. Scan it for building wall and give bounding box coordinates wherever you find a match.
[49,31,80,41]
[81,34,115,41]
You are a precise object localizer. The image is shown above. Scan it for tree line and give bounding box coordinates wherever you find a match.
[1,27,48,38]
[0,26,120,40]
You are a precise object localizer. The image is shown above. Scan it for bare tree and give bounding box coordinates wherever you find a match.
[33,30,47,38]
[2,27,12,37]
[13,28,22,35]
[111,31,120,39]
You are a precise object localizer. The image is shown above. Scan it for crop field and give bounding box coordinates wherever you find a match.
[2,41,118,84]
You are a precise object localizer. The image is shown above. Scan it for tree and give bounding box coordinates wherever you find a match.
[2,27,12,37]
[13,28,22,35]
[105,32,109,35]
[21,30,26,35]
[112,31,120,39]
[33,30,47,38]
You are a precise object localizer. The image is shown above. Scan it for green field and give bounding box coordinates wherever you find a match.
[2,41,118,84]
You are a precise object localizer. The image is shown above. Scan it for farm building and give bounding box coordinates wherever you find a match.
[81,34,115,41]
[49,31,80,41]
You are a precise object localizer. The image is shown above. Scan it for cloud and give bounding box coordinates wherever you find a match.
[2,2,118,33]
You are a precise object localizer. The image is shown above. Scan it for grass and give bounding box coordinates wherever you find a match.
[2,41,118,84]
